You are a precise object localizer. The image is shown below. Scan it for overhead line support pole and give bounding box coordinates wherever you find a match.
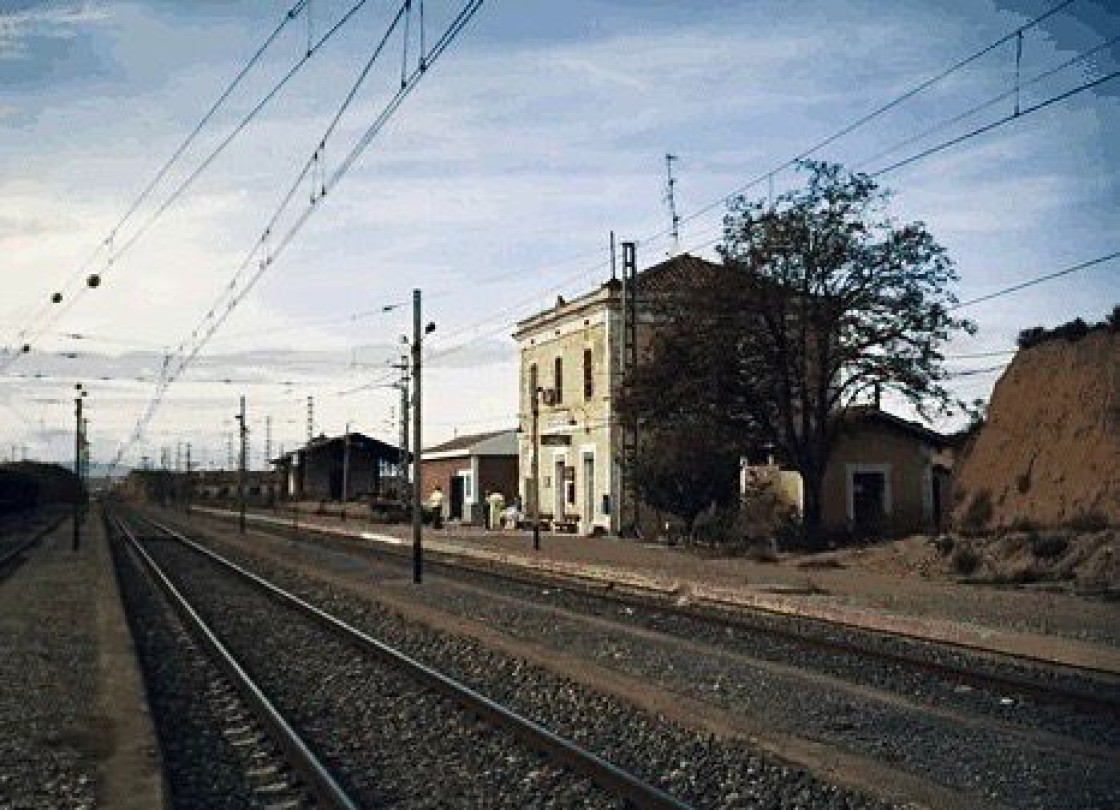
[238,395,247,535]
[411,289,423,584]
[531,386,541,551]
[73,391,83,552]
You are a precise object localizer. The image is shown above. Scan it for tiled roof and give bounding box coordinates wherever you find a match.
[633,253,726,295]
[842,406,955,447]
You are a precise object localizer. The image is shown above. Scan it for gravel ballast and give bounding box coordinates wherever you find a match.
[155,513,1120,810]
[138,518,900,809]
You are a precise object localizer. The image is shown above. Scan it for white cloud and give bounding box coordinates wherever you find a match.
[0,2,110,59]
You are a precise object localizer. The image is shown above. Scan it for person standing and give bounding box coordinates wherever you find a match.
[429,485,444,529]
[486,490,505,531]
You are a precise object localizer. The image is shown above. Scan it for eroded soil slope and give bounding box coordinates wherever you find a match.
[953,328,1119,530]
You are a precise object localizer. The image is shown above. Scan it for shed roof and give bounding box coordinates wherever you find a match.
[423,428,517,458]
[272,432,401,464]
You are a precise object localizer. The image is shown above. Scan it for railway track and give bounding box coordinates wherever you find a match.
[110,510,359,810]
[145,505,1120,809]
[185,504,1120,718]
[109,508,697,810]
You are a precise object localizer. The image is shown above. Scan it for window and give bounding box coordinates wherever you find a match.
[528,363,538,403]
[583,348,593,400]
[554,357,564,403]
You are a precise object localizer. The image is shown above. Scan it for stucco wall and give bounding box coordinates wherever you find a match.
[822,424,936,536]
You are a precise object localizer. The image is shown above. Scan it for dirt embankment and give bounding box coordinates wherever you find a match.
[952,328,1119,532]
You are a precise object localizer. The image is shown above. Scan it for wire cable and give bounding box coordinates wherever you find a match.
[109,0,485,471]
[952,251,1119,310]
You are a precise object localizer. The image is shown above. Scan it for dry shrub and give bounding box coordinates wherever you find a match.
[958,489,993,535]
[951,545,982,576]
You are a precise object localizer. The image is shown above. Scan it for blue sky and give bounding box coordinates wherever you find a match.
[1,0,1117,469]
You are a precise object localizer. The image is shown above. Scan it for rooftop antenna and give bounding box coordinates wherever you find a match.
[664,153,681,255]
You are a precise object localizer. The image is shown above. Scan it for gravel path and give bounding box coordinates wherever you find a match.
[0,521,97,810]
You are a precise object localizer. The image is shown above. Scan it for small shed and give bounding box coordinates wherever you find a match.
[420,429,518,525]
[273,432,402,503]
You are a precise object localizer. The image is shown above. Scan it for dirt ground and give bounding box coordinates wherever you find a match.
[795,529,1119,593]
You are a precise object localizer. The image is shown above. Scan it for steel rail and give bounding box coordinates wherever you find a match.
[424,548,1120,718]
[137,513,696,810]
[188,505,1120,714]
[0,512,68,572]
[110,513,361,810]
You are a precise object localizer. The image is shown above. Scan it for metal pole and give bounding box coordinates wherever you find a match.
[399,354,410,509]
[531,386,541,551]
[238,395,247,535]
[73,393,82,552]
[411,289,423,584]
[341,422,350,522]
[185,442,193,516]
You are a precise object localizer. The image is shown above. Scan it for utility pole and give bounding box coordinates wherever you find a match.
[411,289,423,584]
[531,385,541,551]
[393,349,410,509]
[73,384,84,552]
[237,396,247,535]
[341,421,351,518]
[306,395,314,443]
[264,415,272,469]
[620,241,639,536]
[185,442,193,516]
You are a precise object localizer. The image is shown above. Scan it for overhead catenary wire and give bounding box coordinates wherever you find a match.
[108,0,485,471]
[635,0,1078,248]
[1,0,374,370]
[952,251,1119,310]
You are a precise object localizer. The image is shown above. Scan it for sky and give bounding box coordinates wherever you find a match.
[1,0,1117,471]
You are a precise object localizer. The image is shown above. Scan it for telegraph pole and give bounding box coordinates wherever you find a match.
[410,289,423,584]
[397,351,410,509]
[73,385,83,552]
[341,421,351,519]
[185,442,193,516]
[531,385,541,551]
[237,396,247,535]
